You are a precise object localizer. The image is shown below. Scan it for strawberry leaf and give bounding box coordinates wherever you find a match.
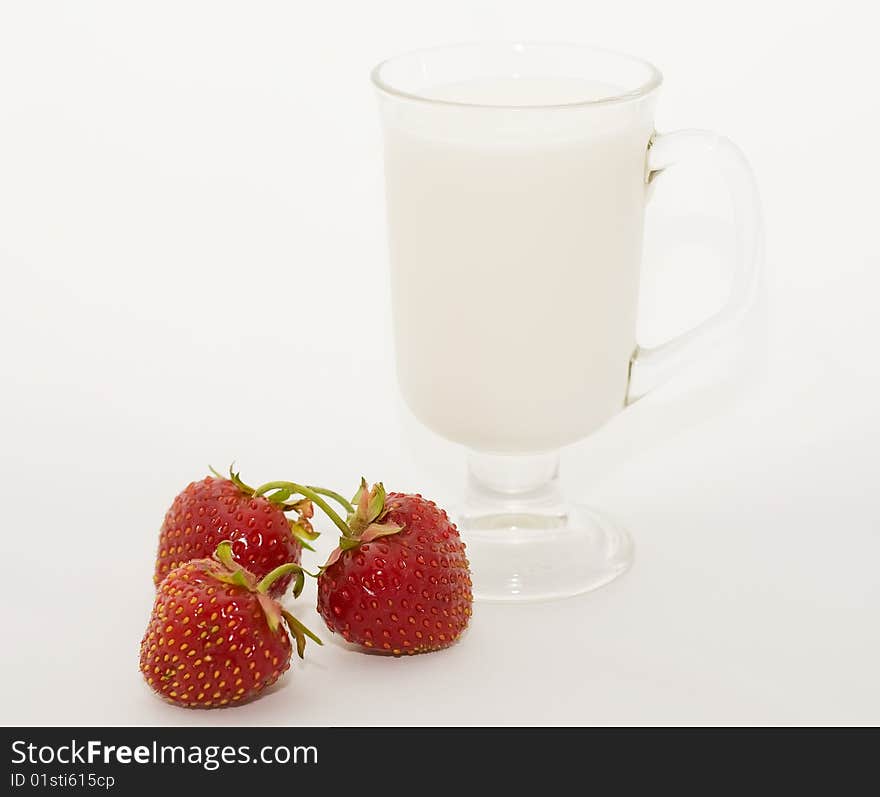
[322,546,344,569]
[267,487,293,505]
[257,592,282,633]
[359,521,404,543]
[212,569,253,589]
[281,610,323,658]
[291,499,314,519]
[351,477,368,507]
[289,518,320,541]
[366,483,386,523]
[227,464,255,496]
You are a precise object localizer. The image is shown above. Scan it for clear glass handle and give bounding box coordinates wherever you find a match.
[627,130,764,402]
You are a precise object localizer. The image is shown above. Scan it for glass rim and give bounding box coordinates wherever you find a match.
[370,41,663,110]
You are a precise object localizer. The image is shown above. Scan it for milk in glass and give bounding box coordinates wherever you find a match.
[380,77,655,452]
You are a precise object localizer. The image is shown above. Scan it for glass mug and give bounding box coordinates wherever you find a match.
[372,43,762,601]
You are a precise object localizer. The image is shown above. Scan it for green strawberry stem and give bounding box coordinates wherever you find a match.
[257,562,306,598]
[215,540,311,597]
[209,465,354,513]
[298,487,353,513]
[214,540,238,571]
[211,542,321,653]
[252,481,353,538]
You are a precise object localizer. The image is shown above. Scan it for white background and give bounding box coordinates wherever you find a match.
[2,1,878,725]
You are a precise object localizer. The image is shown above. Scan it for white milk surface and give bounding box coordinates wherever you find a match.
[382,76,654,452]
[421,76,624,105]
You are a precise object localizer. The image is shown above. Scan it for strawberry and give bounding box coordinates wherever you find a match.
[315,480,473,654]
[140,541,320,708]
[154,467,349,598]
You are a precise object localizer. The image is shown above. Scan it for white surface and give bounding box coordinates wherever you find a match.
[1,1,878,725]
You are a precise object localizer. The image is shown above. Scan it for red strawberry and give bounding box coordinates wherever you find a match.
[140,541,320,708]
[154,467,343,597]
[316,480,473,654]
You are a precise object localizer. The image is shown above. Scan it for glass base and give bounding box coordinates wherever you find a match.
[458,451,635,602]
[460,505,633,602]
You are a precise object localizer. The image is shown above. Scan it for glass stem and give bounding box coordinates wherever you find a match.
[462,451,565,527]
